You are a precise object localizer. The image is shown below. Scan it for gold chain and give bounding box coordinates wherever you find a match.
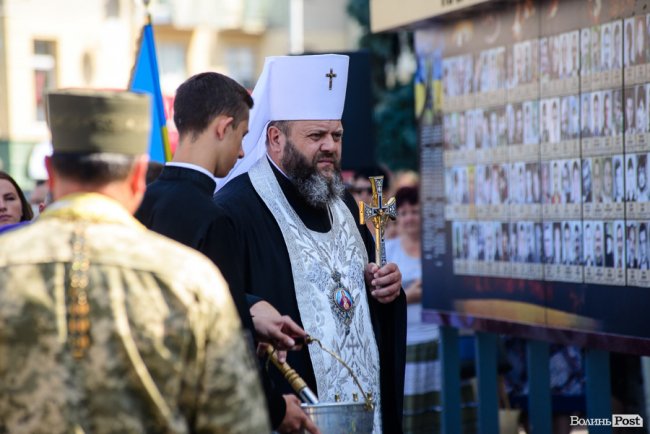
[68,225,91,359]
[305,336,374,410]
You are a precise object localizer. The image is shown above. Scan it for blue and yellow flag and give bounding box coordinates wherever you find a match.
[129,19,171,162]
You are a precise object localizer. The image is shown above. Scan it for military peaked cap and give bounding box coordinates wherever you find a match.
[47,89,151,155]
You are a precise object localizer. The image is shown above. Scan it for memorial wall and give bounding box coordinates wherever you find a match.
[418,0,650,350]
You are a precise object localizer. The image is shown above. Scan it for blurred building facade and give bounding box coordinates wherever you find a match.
[0,0,360,187]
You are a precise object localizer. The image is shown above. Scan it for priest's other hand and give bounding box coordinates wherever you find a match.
[250,301,306,357]
[365,262,402,304]
[256,342,290,365]
[278,394,321,434]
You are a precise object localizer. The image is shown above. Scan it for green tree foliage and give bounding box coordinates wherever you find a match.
[375,83,418,171]
[347,0,418,171]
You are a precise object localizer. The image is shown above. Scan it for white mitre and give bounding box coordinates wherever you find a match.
[216,54,349,190]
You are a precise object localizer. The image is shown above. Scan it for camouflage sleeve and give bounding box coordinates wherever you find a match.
[190,267,271,434]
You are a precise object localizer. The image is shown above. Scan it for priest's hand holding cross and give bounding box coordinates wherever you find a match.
[364,262,402,303]
[359,176,402,304]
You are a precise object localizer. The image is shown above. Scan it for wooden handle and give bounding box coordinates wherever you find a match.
[265,346,309,394]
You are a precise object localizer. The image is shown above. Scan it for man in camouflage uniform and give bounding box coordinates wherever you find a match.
[0,89,269,434]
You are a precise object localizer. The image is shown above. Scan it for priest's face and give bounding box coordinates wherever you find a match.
[280,120,345,208]
[282,120,343,178]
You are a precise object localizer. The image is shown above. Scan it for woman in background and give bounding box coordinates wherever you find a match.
[387,186,475,433]
[0,171,33,230]
[386,186,424,322]
[386,186,432,433]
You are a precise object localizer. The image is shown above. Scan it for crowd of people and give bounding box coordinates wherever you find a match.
[0,54,409,434]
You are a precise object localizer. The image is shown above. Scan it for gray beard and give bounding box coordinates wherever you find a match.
[281,139,345,208]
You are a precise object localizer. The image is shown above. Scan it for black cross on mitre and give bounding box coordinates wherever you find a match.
[325,68,337,90]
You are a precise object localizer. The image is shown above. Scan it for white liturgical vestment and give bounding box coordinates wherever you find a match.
[249,157,382,433]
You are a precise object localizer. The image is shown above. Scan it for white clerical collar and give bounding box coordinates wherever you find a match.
[166,162,216,181]
[266,153,289,179]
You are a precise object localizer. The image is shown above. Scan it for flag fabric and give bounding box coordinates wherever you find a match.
[129,20,171,162]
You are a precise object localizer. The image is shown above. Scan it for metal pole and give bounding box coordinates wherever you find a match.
[441,326,461,434]
[527,340,552,434]
[289,0,304,54]
[585,349,612,434]
[476,332,499,434]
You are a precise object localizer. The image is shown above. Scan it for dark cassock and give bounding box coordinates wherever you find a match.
[213,157,407,434]
[135,165,257,323]
[134,164,288,428]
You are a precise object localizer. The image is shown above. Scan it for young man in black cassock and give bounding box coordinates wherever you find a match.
[213,54,407,434]
[135,72,318,434]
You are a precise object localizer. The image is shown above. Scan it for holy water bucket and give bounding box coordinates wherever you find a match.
[267,338,375,434]
[300,401,374,434]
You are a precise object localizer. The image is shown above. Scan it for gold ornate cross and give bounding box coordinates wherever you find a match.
[325,68,337,90]
[359,176,397,266]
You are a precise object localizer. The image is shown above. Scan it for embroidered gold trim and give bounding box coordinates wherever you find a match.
[68,225,91,359]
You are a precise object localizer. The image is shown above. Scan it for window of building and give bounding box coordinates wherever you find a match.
[33,40,57,122]
[225,46,255,89]
[158,42,187,95]
[105,0,120,18]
